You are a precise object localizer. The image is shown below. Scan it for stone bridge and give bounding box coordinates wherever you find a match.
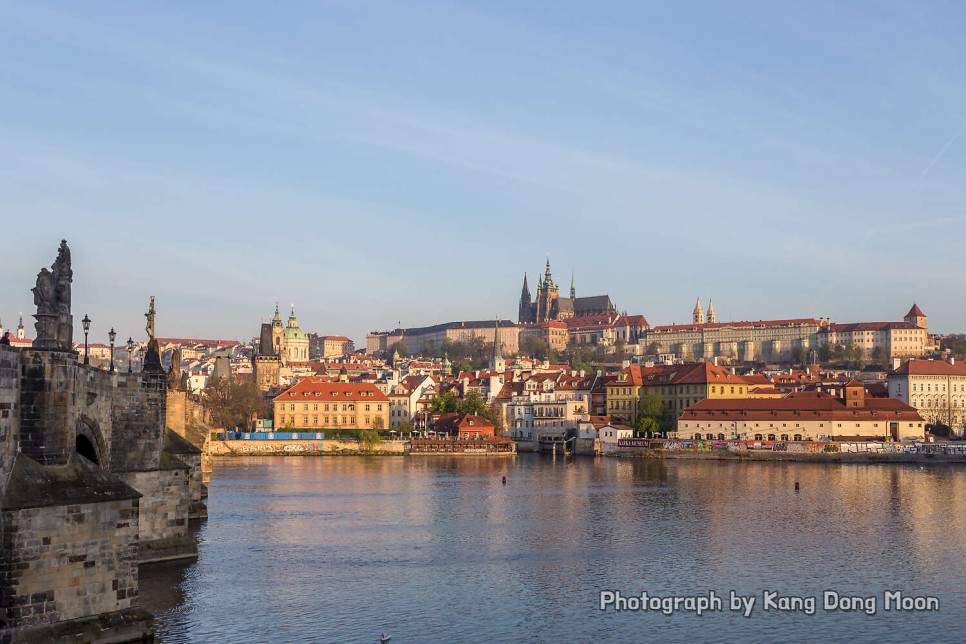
[1,242,204,642]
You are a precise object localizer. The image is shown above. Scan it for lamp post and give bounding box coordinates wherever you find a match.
[82,314,91,365]
[108,327,116,373]
[127,337,134,373]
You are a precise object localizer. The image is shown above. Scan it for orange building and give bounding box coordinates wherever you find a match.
[273,378,389,431]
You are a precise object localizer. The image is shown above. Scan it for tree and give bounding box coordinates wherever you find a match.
[430,390,459,413]
[645,341,660,356]
[203,378,269,431]
[456,390,488,416]
[486,401,506,434]
[519,335,550,360]
[392,341,408,357]
[371,416,385,431]
[636,392,668,436]
[639,392,664,418]
[870,346,888,368]
[636,416,662,437]
[790,346,806,366]
[614,338,627,358]
[359,430,381,452]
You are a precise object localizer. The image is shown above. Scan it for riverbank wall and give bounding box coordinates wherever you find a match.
[208,439,407,456]
[607,439,966,464]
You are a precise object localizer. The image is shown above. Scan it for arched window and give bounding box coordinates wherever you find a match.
[76,434,99,465]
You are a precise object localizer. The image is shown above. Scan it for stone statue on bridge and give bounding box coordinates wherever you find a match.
[143,296,163,372]
[32,240,74,350]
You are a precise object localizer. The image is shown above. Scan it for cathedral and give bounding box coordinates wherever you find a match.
[518,258,617,323]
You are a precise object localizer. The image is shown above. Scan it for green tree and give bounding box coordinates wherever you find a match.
[639,392,665,418]
[371,416,385,431]
[485,400,505,434]
[359,430,381,452]
[790,346,806,366]
[430,390,459,413]
[870,346,888,368]
[645,341,660,355]
[392,341,408,357]
[519,335,550,360]
[636,416,662,437]
[456,390,488,416]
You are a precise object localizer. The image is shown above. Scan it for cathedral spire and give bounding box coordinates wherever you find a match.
[272,301,282,325]
[570,271,576,300]
[707,299,716,324]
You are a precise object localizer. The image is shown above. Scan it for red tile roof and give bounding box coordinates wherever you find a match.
[681,391,922,421]
[891,359,966,376]
[650,318,824,333]
[273,378,389,402]
[906,303,925,318]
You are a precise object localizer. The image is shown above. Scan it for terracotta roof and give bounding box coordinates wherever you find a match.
[156,338,241,348]
[273,378,389,402]
[742,374,773,386]
[650,318,824,333]
[682,391,922,421]
[891,359,966,376]
[433,413,495,433]
[906,303,925,318]
[824,322,920,332]
[322,335,352,342]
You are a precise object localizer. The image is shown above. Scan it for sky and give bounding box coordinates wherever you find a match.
[2,0,966,345]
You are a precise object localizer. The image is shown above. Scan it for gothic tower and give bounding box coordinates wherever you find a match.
[707,299,717,324]
[536,258,559,323]
[692,298,705,325]
[518,273,533,324]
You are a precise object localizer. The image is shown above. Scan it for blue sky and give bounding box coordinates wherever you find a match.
[2,0,966,344]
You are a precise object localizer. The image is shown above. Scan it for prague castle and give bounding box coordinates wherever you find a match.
[517,258,617,324]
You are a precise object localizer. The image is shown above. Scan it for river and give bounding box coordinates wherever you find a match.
[139,454,966,642]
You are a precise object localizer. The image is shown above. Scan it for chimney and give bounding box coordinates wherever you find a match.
[951,357,956,366]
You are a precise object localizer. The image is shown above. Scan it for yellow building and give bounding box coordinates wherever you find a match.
[678,385,925,442]
[273,379,389,431]
[607,363,751,426]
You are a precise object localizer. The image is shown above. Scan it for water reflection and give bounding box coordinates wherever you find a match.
[140,455,966,643]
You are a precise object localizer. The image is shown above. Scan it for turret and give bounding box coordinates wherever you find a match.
[692,298,705,325]
[17,313,25,339]
[707,299,717,324]
[904,303,927,329]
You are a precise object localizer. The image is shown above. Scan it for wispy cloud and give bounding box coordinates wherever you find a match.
[920,122,966,177]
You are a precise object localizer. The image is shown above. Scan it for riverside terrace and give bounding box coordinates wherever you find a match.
[1,242,203,643]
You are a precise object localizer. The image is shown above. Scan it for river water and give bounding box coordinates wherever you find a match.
[139,455,966,643]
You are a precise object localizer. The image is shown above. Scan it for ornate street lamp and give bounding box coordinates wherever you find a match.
[108,327,117,373]
[82,314,91,365]
[127,337,135,373]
